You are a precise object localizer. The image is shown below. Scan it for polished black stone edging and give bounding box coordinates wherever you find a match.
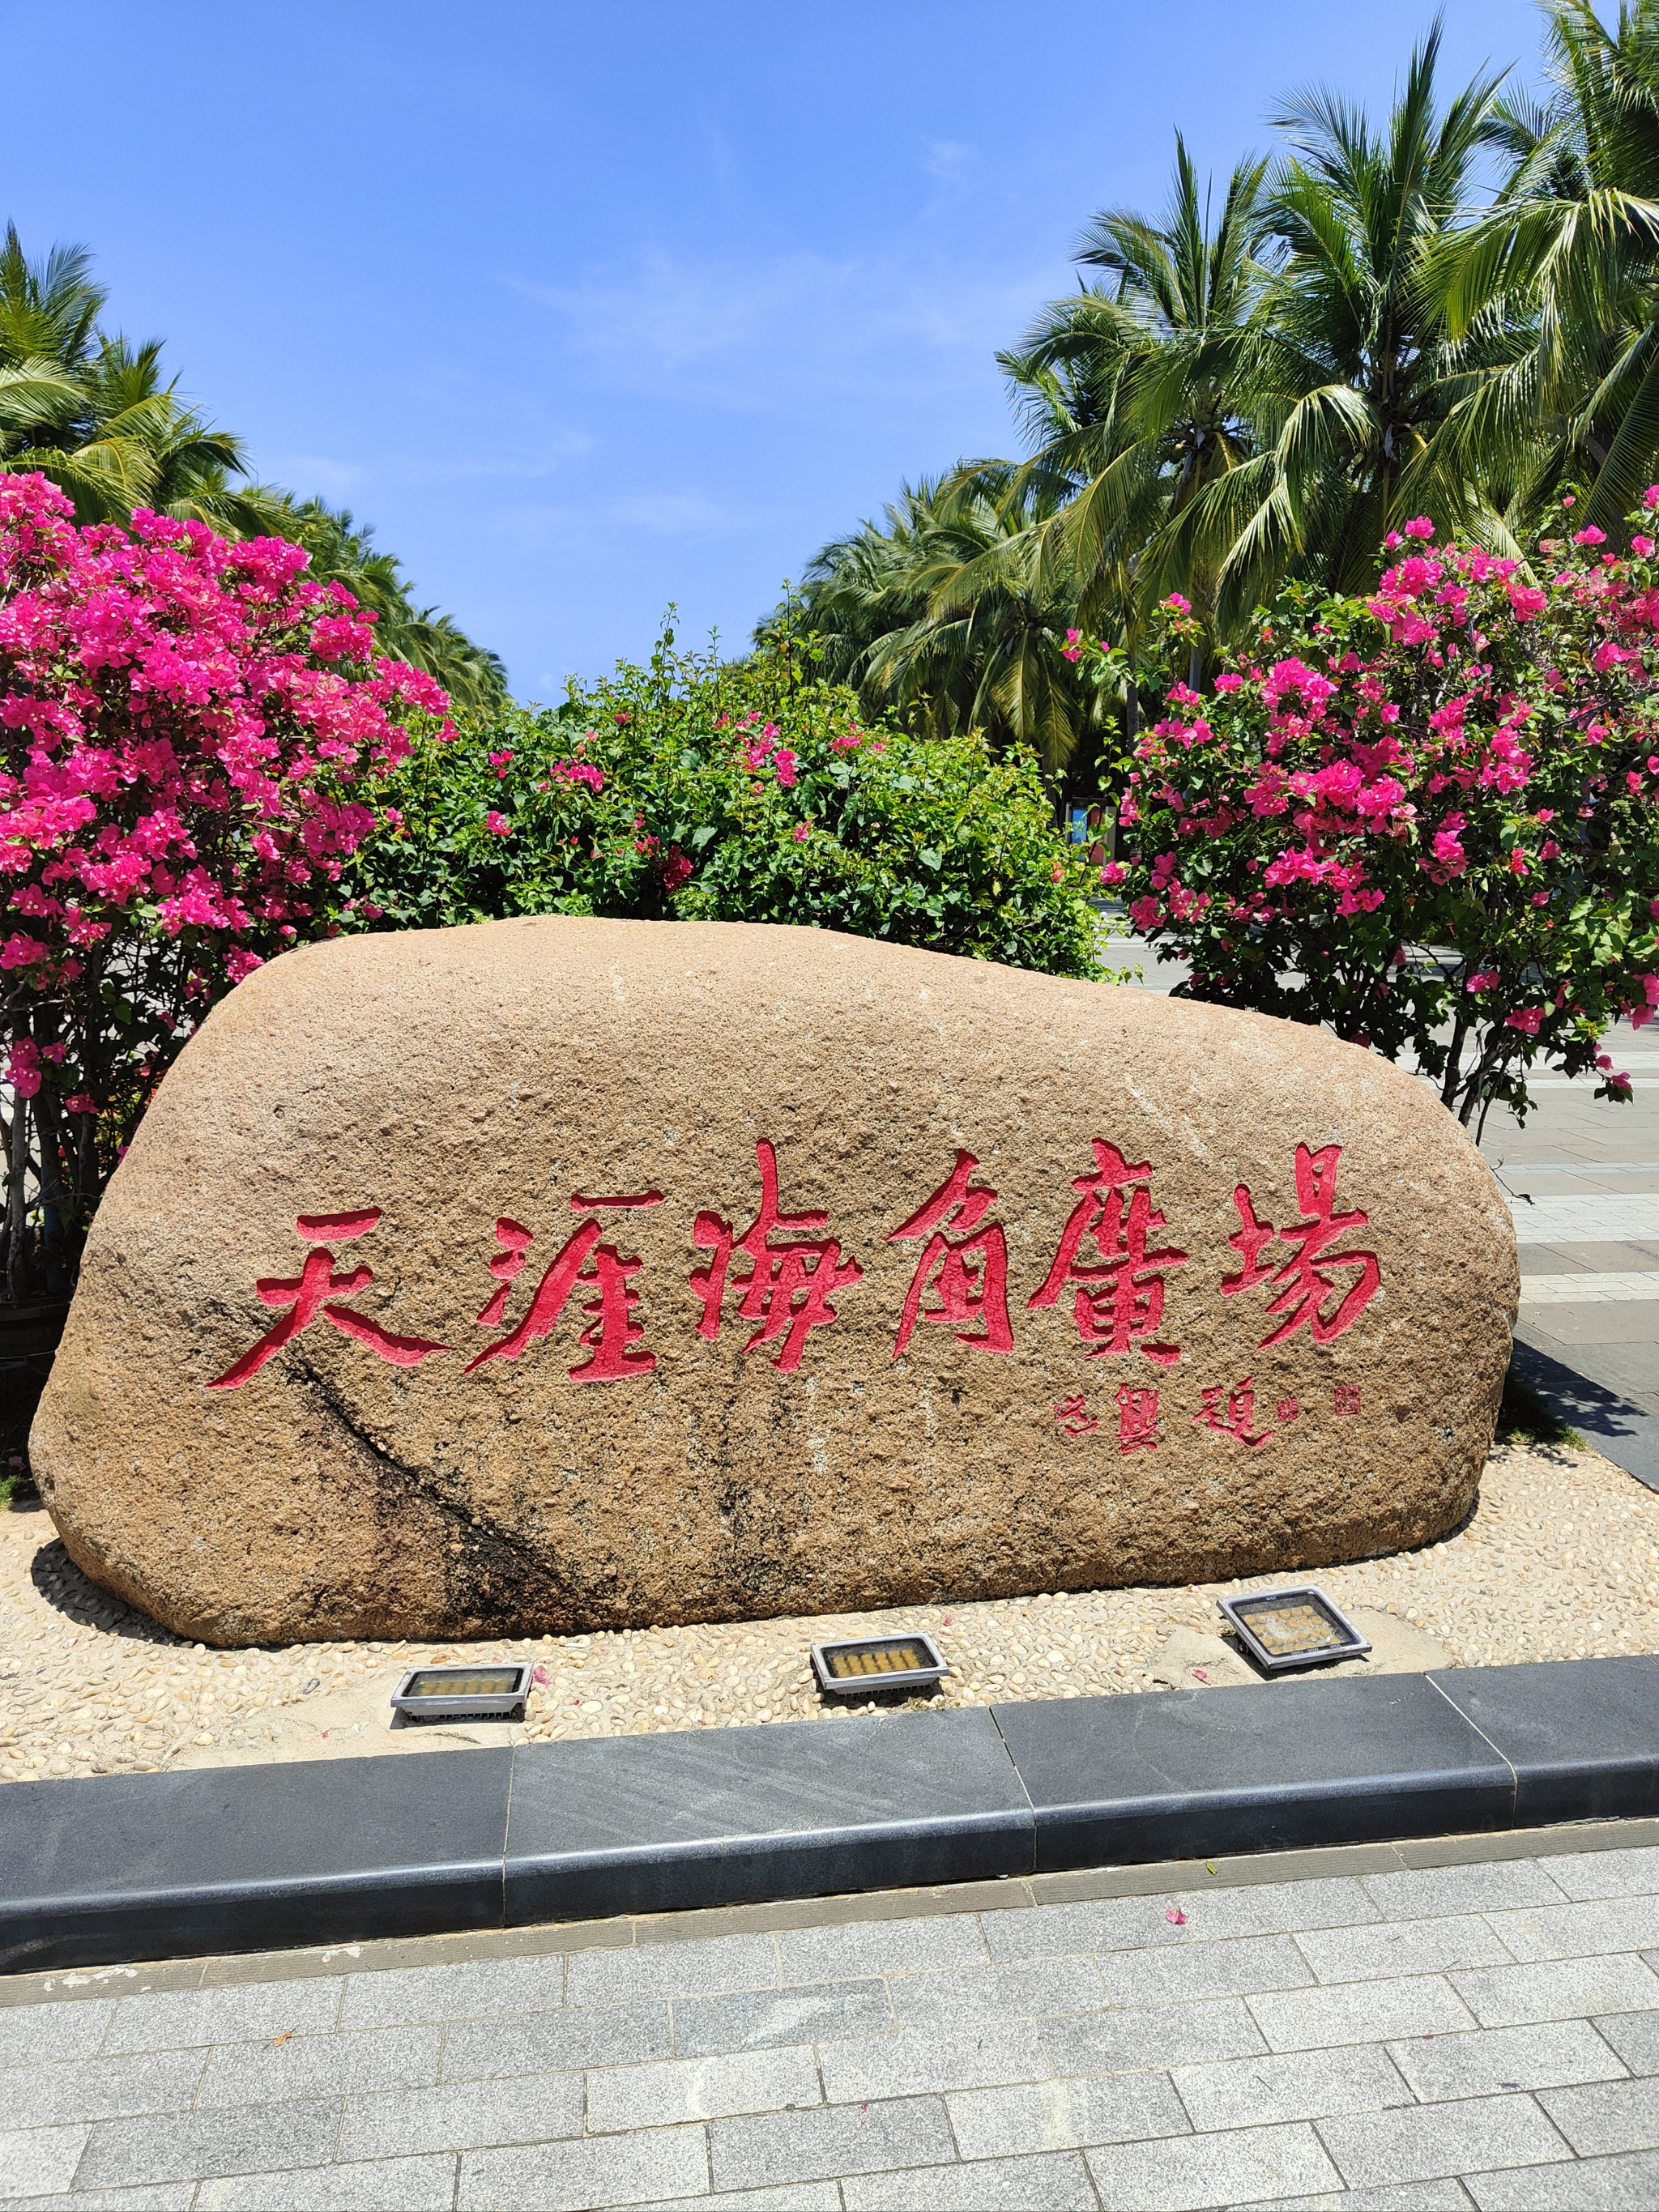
[5,1656,1658,1973]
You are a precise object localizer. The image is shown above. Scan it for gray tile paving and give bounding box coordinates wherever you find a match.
[632,2190,840,2212]
[34,1836,1659,2206]
[1167,1877,1382,1942]
[586,2046,821,2132]
[336,1954,565,2030]
[1593,2008,1659,2075]
[1469,2148,1659,2206]
[1295,1916,1518,1984]
[335,2071,585,2160]
[457,2124,708,2210]
[0,2001,113,2070]
[1491,1894,1659,1963]
[1044,1996,1270,2075]
[978,1892,1185,1960]
[817,2019,1050,2101]
[633,2189,840,2212]
[708,2095,957,2189]
[1452,1956,1659,2027]
[0,2123,91,2201]
[1548,1847,1659,1901]
[101,1979,343,2054]
[1249,1975,1480,2053]
[1252,2184,1475,2210]
[1094,1932,1317,2007]
[193,2154,459,2210]
[774,1913,988,1982]
[1387,2020,1629,2102]
[842,2150,1100,2207]
[1085,2119,1342,2209]
[1537,2075,1659,2155]
[196,2024,441,2106]
[887,1955,1107,2027]
[671,1980,891,2057]
[440,2000,672,2079]
[0,2189,194,2212]
[0,2048,204,2129]
[1362,1865,1570,1920]
[1316,2093,1574,2186]
[945,2069,1189,2156]
[565,1933,781,2010]
[75,2102,343,2189]
[1171,2044,1414,2130]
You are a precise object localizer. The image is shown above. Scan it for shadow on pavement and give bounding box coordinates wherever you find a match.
[1509,1337,1659,1491]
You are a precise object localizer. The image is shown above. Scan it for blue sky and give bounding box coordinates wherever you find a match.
[0,0,1542,700]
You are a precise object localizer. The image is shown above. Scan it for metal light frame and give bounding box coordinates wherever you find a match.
[390,1663,533,1719]
[1217,1586,1371,1674]
[810,1631,949,1698]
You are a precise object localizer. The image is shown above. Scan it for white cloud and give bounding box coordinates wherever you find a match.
[491,488,758,549]
[276,454,366,500]
[508,245,1052,414]
[923,139,976,184]
[610,491,748,535]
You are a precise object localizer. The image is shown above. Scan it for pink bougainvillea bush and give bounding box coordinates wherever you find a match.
[1090,505,1659,1130]
[0,471,450,1298]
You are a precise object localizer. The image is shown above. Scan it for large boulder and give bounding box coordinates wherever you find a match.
[32,918,1517,1646]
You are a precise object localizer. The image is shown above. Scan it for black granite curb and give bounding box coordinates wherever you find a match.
[5,1656,1658,1974]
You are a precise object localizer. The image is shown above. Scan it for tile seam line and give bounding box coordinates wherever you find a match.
[1423,1674,1520,1826]
[984,1704,1039,1880]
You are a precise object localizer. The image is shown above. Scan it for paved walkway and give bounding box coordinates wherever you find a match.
[1486,1038,1659,1490]
[8,1823,1659,2209]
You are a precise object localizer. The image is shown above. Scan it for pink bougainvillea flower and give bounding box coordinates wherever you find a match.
[0,468,450,1192]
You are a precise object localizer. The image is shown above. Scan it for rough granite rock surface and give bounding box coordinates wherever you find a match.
[30,916,1519,1646]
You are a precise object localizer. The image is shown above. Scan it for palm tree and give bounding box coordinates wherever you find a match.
[1435,0,1659,534]
[275,499,508,712]
[0,226,507,708]
[1177,24,1512,623]
[1000,135,1271,656]
[790,468,1102,782]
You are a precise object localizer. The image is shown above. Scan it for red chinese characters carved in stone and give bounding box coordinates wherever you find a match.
[1115,1384,1160,1451]
[889,1149,1013,1359]
[1333,1383,1363,1416]
[466,1191,664,1383]
[1223,1143,1381,1349]
[691,1140,864,1371]
[1028,1142,1188,1364]
[1054,1392,1098,1437]
[1192,1375,1299,1450]
[207,1209,449,1389]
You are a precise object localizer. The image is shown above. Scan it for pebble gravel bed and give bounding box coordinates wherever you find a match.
[3,1438,1657,1784]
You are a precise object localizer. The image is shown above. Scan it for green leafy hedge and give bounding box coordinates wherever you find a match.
[340,629,1102,978]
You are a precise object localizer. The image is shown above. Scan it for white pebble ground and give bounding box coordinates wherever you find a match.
[2,1438,1656,1783]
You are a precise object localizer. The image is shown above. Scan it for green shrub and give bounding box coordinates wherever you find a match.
[341,629,1102,978]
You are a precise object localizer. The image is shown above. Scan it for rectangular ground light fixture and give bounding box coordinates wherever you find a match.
[1218,1587,1371,1674]
[390,1664,533,1719]
[811,1633,949,1698]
